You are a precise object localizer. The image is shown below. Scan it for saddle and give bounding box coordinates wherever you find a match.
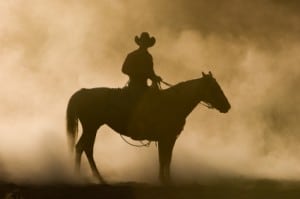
[112,84,161,140]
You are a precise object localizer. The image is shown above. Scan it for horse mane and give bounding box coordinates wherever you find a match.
[161,77,202,97]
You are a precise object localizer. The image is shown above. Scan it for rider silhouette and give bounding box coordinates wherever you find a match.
[122,32,162,91]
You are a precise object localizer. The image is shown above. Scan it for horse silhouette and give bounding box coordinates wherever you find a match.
[66,72,231,183]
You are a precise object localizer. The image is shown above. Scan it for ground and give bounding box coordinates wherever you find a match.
[1,179,300,199]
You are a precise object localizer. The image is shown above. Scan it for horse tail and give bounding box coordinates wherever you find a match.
[66,93,79,152]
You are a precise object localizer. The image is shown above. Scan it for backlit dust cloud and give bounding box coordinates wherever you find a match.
[1,0,300,183]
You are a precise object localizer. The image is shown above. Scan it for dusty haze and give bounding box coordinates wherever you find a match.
[1,0,300,183]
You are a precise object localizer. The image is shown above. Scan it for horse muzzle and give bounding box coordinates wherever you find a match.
[219,103,231,113]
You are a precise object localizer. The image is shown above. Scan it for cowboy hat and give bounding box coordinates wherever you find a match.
[135,32,156,47]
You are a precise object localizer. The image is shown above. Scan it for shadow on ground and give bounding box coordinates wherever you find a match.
[1,179,300,199]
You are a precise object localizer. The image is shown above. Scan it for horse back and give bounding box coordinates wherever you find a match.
[71,87,124,123]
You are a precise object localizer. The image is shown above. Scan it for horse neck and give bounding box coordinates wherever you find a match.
[163,78,205,118]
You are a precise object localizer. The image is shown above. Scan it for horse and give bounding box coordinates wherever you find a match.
[66,71,231,184]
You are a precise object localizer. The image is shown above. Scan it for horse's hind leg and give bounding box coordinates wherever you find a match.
[75,126,106,183]
[83,127,106,183]
[75,133,86,172]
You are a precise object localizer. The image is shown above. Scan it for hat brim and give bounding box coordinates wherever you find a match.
[135,36,156,47]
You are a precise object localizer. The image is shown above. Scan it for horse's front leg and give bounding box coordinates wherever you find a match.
[158,137,176,184]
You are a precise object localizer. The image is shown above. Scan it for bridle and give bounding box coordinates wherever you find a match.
[200,101,214,109]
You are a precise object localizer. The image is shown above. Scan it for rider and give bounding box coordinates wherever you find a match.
[122,32,162,92]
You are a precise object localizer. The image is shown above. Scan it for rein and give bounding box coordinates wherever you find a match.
[120,134,151,147]
[161,80,213,109]
[157,80,173,90]
[161,80,173,87]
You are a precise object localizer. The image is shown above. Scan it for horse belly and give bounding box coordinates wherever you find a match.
[126,104,184,140]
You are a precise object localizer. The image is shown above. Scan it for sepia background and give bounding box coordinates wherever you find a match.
[1,0,300,183]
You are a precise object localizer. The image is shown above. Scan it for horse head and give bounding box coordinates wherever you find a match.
[201,71,231,113]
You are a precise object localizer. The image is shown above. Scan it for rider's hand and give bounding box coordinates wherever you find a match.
[155,75,162,82]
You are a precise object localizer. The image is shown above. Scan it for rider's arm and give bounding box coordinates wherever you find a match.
[148,56,162,82]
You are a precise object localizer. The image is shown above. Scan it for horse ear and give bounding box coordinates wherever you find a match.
[202,72,206,77]
[209,71,212,77]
